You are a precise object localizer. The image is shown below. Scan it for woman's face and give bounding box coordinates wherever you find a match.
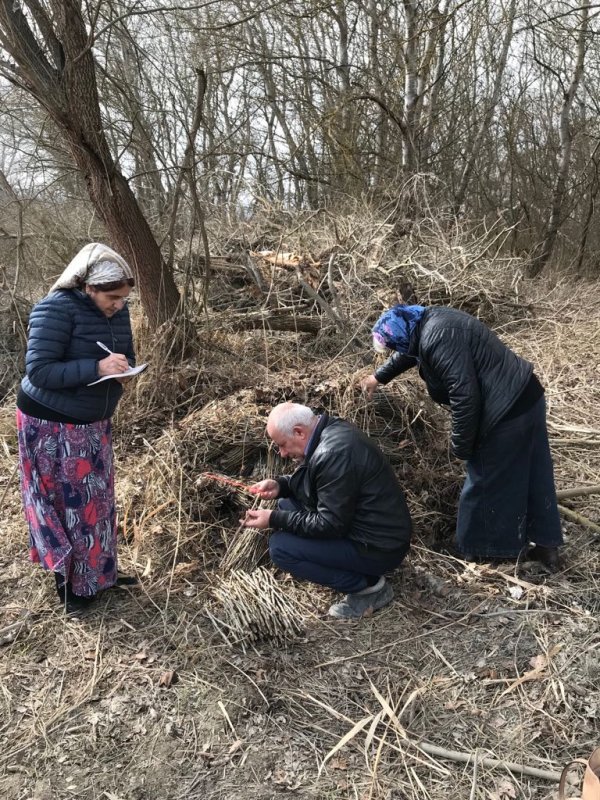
[86,285,131,317]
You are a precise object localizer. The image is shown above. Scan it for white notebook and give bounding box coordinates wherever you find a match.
[87,363,148,386]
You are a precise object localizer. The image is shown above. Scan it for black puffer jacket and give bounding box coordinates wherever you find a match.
[269,415,412,553]
[375,307,532,459]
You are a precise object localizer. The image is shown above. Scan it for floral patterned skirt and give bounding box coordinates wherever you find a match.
[16,409,118,597]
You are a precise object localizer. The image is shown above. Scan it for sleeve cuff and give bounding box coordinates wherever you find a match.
[270,510,291,531]
[275,477,291,498]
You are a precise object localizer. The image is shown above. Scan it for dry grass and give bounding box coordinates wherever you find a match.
[1,212,599,799]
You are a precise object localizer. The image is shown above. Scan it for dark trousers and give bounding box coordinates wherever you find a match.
[456,396,563,558]
[269,499,408,593]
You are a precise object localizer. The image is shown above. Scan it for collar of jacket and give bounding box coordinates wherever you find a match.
[405,315,426,361]
[304,412,329,461]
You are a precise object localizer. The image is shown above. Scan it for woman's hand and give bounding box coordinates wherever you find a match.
[240,509,273,529]
[360,374,381,400]
[98,353,130,377]
[249,479,280,499]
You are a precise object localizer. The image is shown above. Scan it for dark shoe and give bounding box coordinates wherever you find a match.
[115,573,139,587]
[527,545,561,572]
[328,578,394,619]
[54,574,96,611]
[65,598,95,616]
[54,572,70,603]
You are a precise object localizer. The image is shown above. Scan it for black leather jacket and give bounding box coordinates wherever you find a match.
[375,307,533,459]
[269,414,412,553]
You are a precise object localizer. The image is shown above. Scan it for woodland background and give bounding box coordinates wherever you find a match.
[0,3,599,800]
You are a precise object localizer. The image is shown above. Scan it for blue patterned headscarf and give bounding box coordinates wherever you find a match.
[372,305,426,353]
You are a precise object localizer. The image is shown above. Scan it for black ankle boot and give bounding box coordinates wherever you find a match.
[115,573,139,587]
[54,573,95,612]
[527,545,561,572]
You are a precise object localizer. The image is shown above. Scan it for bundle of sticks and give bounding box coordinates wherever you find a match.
[197,471,271,574]
[207,567,306,648]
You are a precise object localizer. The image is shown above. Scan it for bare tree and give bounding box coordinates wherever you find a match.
[0,0,180,327]
[528,0,591,276]
[453,0,518,216]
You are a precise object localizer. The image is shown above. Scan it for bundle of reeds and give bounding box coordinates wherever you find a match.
[207,567,306,648]
[219,522,269,575]
[193,470,270,574]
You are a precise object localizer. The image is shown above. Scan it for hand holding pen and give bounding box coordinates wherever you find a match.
[96,341,130,377]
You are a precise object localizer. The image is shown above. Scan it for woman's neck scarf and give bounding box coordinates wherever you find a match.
[372,305,426,353]
[49,243,133,293]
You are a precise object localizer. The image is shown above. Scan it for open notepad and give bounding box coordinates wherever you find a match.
[87,363,148,386]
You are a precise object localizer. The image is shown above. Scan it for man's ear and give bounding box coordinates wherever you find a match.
[292,425,304,438]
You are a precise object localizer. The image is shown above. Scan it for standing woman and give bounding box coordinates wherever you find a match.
[17,243,137,612]
[361,304,563,569]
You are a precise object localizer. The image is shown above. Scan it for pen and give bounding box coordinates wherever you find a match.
[96,341,113,355]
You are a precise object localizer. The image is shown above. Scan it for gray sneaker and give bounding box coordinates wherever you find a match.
[328,580,394,619]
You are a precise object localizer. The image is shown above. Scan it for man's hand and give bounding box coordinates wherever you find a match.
[240,508,273,529]
[249,479,280,499]
[360,374,381,400]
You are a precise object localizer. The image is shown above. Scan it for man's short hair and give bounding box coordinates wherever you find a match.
[269,403,316,437]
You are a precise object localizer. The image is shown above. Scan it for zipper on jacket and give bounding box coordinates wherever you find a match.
[100,317,116,420]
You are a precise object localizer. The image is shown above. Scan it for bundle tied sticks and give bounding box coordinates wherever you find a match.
[196,471,257,495]
[196,470,266,573]
[197,472,304,645]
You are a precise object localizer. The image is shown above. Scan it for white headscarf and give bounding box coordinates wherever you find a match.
[49,243,134,293]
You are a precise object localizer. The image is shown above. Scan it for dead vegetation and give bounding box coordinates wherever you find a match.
[0,211,599,799]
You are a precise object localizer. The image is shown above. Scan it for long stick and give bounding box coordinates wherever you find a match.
[556,484,600,500]
[417,741,562,782]
[557,504,600,533]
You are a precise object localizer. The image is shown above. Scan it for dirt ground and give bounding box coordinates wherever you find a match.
[1,280,599,800]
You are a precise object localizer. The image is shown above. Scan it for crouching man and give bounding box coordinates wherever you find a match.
[240,402,412,619]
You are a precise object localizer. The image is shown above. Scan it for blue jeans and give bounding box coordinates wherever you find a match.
[456,396,563,558]
[269,499,408,593]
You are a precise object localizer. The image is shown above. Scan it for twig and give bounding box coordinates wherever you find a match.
[0,461,19,509]
[296,271,348,329]
[417,741,561,782]
[556,484,600,500]
[558,504,600,533]
[468,749,479,800]
[197,471,255,495]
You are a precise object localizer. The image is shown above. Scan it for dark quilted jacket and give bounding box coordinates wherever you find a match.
[375,307,532,459]
[269,415,412,553]
[21,289,135,422]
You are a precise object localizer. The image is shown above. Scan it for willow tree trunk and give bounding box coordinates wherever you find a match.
[0,0,180,328]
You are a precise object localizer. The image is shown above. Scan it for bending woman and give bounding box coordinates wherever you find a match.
[17,243,137,612]
[361,304,563,570]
